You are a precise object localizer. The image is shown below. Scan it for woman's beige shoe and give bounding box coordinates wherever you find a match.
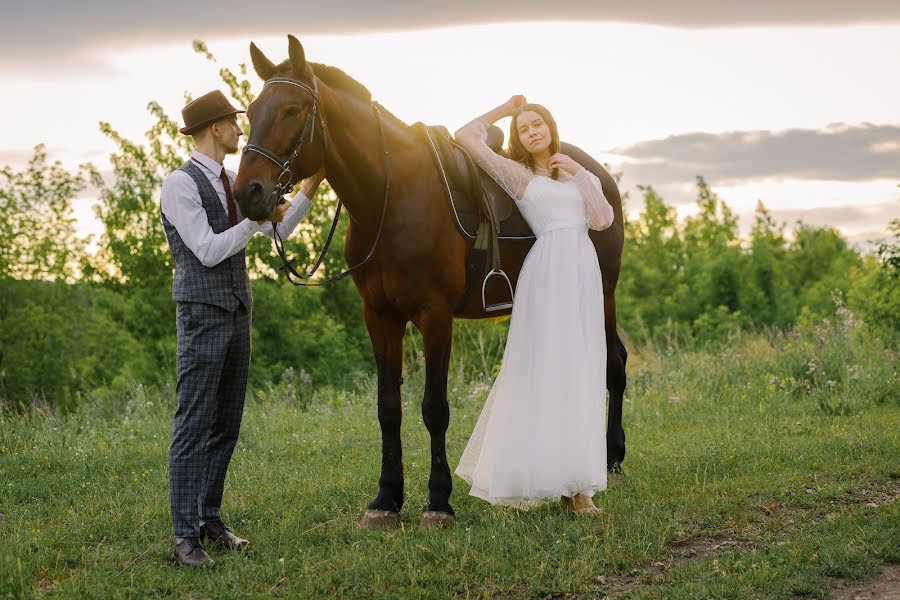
[561,493,602,516]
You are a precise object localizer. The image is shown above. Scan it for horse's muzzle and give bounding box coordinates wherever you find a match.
[235,179,279,222]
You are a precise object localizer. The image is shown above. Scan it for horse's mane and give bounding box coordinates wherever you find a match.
[310,62,372,102]
[272,59,410,130]
[313,62,411,130]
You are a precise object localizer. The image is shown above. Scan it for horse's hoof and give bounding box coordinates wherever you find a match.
[360,509,399,531]
[420,511,455,529]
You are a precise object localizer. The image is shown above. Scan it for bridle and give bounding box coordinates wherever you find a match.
[242,75,390,287]
[243,76,324,203]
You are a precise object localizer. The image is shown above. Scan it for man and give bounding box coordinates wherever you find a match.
[160,90,324,567]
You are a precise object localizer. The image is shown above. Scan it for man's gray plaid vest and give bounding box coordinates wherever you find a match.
[161,160,251,310]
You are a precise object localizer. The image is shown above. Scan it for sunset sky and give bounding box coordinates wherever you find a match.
[2,1,898,249]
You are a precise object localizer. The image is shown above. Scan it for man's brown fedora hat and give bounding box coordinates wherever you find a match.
[180,90,245,135]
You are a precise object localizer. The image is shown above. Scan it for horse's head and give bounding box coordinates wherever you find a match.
[234,35,326,221]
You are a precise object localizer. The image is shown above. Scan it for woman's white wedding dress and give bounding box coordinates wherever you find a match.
[454,121,615,506]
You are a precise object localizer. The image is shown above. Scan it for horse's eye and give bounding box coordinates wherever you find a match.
[286,106,302,117]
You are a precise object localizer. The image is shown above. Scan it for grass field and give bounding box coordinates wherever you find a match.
[1,313,898,599]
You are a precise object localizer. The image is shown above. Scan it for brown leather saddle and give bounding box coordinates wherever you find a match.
[414,123,535,242]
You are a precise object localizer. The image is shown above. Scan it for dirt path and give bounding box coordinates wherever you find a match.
[830,564,900,600]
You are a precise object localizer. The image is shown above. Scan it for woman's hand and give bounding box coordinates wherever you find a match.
[548,153,582,177]
[504,95,527,117]
[465,96,527,130]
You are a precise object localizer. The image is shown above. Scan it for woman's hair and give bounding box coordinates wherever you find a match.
[508,103,560,180]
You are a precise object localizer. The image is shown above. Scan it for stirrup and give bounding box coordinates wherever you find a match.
[482,269,514,312]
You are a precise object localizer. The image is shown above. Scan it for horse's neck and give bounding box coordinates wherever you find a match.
[320,88,413,227]
[320,89,382,224]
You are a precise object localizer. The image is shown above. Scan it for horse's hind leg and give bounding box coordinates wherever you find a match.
[607,333,628,473]
[361,306,406,530]
[605,295,628,473]
[416,309,455,528]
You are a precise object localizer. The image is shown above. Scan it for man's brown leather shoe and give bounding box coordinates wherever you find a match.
[173,538,214,567]
[200,519,250,550]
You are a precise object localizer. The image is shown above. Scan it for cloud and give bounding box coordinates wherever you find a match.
[767,203,900,232]
[610,127,900,247]
[3,0,900,67]
[614,123,900,187]
[766,203,900,250]
[0,149,42,169]
[0,146,90,170]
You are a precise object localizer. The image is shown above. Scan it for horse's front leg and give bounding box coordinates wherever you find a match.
[605,294,628,473]
[416,309,455,528]
[361,305,407,530]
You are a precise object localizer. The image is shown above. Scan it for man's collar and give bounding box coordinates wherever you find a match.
[190,150,224,175]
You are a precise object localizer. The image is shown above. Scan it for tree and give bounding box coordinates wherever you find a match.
[0,145,94,282]
[88,104,187,287]
[617,185,686,338]
[741,201,796,328]
[676,178,744,340]
[786,224,861,317]
[848,219,900,338]
[873,218,900,278]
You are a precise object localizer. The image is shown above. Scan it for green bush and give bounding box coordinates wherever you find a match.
[764,302,898,415]
[848,220,900,340]
[249,279,369,389]
[0,280,156,411]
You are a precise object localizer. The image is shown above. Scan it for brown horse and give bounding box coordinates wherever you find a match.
[234,35,627,529]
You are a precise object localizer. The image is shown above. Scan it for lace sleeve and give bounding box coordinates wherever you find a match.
[571,168,615,231]
[454,120,533,201]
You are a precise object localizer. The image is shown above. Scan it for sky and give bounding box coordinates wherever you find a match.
[2,2,898,249]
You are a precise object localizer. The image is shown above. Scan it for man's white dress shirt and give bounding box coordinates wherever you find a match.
[160,150,312,267]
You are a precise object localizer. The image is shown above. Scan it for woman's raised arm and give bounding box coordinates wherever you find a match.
[454,97,533,201]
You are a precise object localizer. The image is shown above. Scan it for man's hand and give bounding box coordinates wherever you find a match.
[548,153,582,177]
[299,168,326,199]
[257,199,291,225]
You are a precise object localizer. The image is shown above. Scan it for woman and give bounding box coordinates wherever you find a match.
[454,96,615,514]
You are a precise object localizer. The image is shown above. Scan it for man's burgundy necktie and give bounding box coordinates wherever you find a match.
[219,168,238,226]
[191,158,239,226]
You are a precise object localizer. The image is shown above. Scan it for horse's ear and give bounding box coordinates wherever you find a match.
[287,34,307,75]
[250,42,276,81]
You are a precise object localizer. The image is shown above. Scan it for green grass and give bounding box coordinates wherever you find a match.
[1,316,898,599]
